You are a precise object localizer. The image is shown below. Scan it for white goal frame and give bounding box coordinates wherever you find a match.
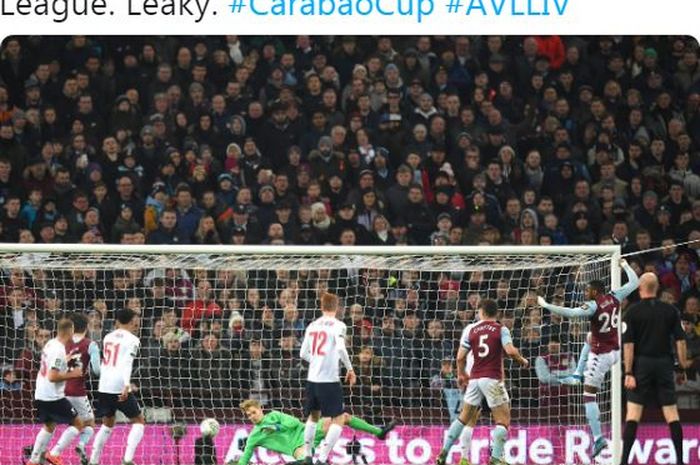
[0,243,622,464]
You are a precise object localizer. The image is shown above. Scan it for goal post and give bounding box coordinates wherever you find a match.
[0,243,622,465]
[610,246,623,465]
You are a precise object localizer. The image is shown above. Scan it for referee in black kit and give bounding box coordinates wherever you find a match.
[620,272,691,465]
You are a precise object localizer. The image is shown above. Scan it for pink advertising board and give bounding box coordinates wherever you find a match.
[2,424,699,464]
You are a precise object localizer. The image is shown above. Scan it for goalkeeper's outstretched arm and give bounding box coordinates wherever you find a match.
[538,259,639,319]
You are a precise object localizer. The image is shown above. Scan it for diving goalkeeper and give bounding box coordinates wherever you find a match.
[227,399,396,465]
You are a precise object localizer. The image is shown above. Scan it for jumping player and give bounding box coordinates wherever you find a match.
[299,293,356,465]
[227,399,396,465]
[28,319,84,465]
[538,259,639,458]
[89,309,145,465]
[437,299,528,465]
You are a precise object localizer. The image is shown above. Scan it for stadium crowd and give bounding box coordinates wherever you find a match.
[1,36,700,419]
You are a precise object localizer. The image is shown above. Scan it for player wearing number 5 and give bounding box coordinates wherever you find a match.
[437,299,528,465]
[89,309,145,465]
[299,293,356,465]
[537,259,639,459]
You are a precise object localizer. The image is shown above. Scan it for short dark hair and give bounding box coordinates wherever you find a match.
[480,299,498,317]
[116,308,137,325]
[71,312,88,333]
[589,280,606,294]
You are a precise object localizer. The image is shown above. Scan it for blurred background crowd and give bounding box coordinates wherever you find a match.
[0,35,699,421]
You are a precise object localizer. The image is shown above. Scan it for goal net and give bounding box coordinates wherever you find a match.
[0,244,620,465]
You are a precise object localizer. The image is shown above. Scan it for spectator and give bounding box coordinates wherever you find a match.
[0,366,22,391]
[352,346,385,424]
[181,280,223,334]
[192,333,235,395]
[0,34,699,418]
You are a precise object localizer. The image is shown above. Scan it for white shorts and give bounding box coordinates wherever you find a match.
[67,396,94,421]
[584,350,619,389]
[464,378,510,408]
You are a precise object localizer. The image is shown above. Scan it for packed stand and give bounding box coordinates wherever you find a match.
[1,36,700,414]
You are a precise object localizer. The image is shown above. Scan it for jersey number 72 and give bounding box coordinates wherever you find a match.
[309,331,328,356]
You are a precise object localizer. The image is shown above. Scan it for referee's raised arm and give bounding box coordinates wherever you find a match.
[619,272,691,465]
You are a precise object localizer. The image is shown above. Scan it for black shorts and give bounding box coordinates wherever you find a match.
[627,356,677,407]
[95,392,142,419]
[35,398,78,425]
[304,381,344,417]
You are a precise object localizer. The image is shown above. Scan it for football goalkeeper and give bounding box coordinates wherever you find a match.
[227,399,396,465]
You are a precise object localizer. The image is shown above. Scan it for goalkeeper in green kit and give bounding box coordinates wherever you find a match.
[229,399,396,465]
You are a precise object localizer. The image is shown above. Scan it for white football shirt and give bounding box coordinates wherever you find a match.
[98,328,140,394]
[35,338,69,401]
[459,325,475,375]
[300,315,352,383]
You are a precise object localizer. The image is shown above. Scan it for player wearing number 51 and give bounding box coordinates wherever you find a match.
[537,259,639,459]
[89,309,145,465]
[298,293,355,465]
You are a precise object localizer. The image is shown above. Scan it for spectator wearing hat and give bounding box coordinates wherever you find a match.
[224,203,263,244]
[308,135,344,184]
[255,184,278,233]
[324,201,354,244]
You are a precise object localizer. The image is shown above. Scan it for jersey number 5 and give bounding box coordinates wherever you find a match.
[309,331,328,356]
[477,334,490,358]
[103,342,121,366]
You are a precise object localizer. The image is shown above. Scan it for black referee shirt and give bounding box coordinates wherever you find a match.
[622,298,684,358]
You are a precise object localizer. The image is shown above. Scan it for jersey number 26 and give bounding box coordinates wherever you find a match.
[598,308,620,333]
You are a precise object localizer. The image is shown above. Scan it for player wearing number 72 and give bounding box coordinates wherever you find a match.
[298,293,356,465]
[537,259,639,459]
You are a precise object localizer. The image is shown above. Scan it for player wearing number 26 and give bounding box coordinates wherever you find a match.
[538,259,639,459]
[90,309,146,465]
[298,293,356,465]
